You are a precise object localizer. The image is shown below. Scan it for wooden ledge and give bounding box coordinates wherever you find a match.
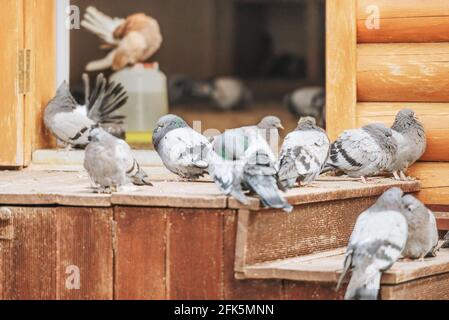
[243,246,449,285]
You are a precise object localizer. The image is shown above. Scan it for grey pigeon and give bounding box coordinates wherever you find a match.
[84,128,152,193]
[278,117,330,189]
[212,115,284,161]
[442,232,449,249]
[337,187,408,300]
[401,195,439,259]
[326,123,397,183]
[153,114,211,180]
[209,128,293,213]
[387,109,426,180]
[44,74,127,148]
[284,87,326,128]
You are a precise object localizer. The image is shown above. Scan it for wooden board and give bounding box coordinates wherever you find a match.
[166,209,224,299]
[358,43,449,102]
[357,0,449,43]
[356,103,449,161]
[114,207,167,300]
[0,0,24,166]
[326,0,357,140]
[408,163,449,206]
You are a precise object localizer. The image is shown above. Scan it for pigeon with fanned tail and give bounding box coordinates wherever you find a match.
[153,115,211,180]
[401,195,439,259]
[44,74,128,148]
[387,109,426,181]
[325,123,397,183]
[278,117,330,190]
[337,187,407,300]
[84,128,152,193]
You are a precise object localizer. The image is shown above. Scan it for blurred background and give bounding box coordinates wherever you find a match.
[70,0,326,147]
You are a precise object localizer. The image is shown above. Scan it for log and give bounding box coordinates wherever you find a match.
[357,0,449,43]
[358,43,449,102]
[356,102,449,161]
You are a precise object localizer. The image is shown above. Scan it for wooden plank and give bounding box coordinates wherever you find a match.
[56,207,113,300]
[0,0,24,166]
[114,207,167,300]
[0,207,57,300]
[358,43,449,102]
[407,163,449,189]
[223,211,283,300]
[283,281,345,300]
[357,0,449,43]
[356,103,449,161]
[326,0,357,140]
[24,0,57,160]
[166,208,225,300]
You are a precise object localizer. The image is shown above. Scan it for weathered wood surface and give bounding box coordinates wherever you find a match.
[326,0,357,141]
[0,207,113,300]
[357,0,449,43]
[408,163,449,206]
[356,103,449,162]
[358,43,449,102]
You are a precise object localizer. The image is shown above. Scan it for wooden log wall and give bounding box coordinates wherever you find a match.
[328,0,449,205]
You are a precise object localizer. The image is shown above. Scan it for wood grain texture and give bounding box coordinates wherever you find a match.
[357,0,449,43]
[166,209,224,300]
[408,163,449,205]
[114,207,167,300]
[356,103,449,161]
[24,0,56,157]
[0,0,24,166]
[358,43,449,102]
[326,0,357,140]
[283,281,345,300]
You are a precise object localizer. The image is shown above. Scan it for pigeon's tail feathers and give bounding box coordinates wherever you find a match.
[86,74,128,125]
[245,175,293,213]
[336,250,353,291]
[81,6,122,45]
[344,266,381,300]
[127,160,153,186]
[277,154,298,191]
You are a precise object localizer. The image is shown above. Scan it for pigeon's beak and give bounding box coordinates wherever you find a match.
[278,124,285,130]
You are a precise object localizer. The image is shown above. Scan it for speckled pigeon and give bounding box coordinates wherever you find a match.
[326,123,397,183]
[443,232,449,249]
[278,117,330,189]
[84,127,152,193]
[387,109,426,180]
[153,114,211,180]
[401,194,439,259]
[337,187,408,300]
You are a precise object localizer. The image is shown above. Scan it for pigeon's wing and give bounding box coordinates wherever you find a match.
[329,129,381,172]
[81,6,125,45]
[213,128,249,160]
[428,210,439,255]
[114,138,152,186]
[51,108,95,145]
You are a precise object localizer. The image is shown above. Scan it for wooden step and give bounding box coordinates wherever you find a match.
[241,246,449,300]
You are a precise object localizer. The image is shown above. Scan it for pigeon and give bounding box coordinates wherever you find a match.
[284,87,326,128]
[401,195,439,259]
[44,74,128,148]
[386,109,427,181]
[337,187,408,300]
[326,123,397,183]
[153,114,211,180]
[82,7,162,71]
[211,116,284,161]
[443,232,449,249]
[210,127,293,213]
[278,117,330,189]
[84,127,152,193]
[198,77,253,110]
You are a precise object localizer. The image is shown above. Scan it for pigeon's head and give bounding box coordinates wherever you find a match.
[258,116,284,130]
[377,187,404,211]
[88,127,108,143]
[153,114,188,147]
[402,194,427,216]
[392,108,421,132]
[296,117,317,130]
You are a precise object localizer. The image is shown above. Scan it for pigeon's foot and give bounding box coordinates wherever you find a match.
[360,176,368,184]
[393,171,401,181]
[400,171,416,181]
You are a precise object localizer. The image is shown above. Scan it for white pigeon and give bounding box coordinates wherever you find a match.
[326,123,397,183]
[84,127,152,193]
[278,117,330,189]
[153,114,211,180]
[82,7,162,71]
[337,187,408,300]
[387,109,427,181]
[401,194,439,259]
[44,74,127,148]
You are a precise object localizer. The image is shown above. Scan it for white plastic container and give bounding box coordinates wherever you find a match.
[110,63,169,144]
